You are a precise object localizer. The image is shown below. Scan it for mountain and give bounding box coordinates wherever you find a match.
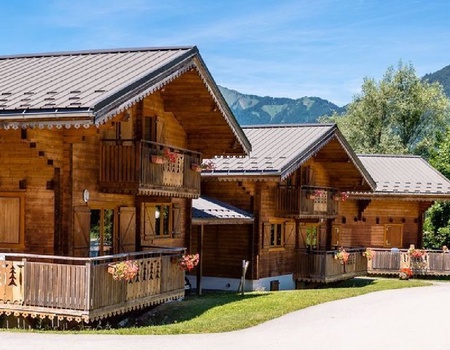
[423,65,450,97]
[219,86,345,125]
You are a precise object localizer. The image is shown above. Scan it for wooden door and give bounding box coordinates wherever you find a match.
[73,206,91,257]
[118,207,136,253]
[384,224,403,248]
[331,224,341,247]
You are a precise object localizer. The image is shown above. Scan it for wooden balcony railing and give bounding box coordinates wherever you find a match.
[0,247,185,323]
[100,140,202,197]
[297,248,367,283]
[368,248,450,276]
[277,186,339,217]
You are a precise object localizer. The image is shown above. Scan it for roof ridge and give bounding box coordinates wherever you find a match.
[358,153,422,158]
[241,123,335,129]
[0,46,196,60]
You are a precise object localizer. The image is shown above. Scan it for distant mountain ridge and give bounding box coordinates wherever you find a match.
[219,86,345,125]
[423,65,450,97]
[220,64,450,126]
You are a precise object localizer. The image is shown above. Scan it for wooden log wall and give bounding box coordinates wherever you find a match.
[336,199,424,248]
[0,129,59,253]
[190,224,252,278]
[141,92,188,150]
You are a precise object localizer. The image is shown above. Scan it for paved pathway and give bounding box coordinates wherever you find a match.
[2,282,450,350]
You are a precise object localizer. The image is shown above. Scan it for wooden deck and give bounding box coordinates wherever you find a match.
[368,248,450,276]
[297,248,367,283]
[277,186,339,218]
[100,139,202,197]
[0,248,185,323]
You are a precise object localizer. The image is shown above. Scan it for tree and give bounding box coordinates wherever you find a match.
[423,128,450,249]
[328,61,450,155]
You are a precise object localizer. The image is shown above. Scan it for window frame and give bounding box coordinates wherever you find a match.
[144,202,173,239]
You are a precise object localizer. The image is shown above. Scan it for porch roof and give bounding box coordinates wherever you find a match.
[0,46,251,156]
[192,196,254,225]
[356,154,450,198]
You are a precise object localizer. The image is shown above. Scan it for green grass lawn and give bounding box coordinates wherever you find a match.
[91,277,430,335]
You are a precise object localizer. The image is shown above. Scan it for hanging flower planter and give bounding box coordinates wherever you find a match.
[191,163,202,172]
[179,253,200,271]
[107,260,139,281]
[151,155,165,164]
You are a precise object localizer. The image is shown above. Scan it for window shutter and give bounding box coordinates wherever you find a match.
[172,206,181,237]
[263,222,271,248]
[144,204,157,237]
[73,206,91,257]
[118,207,136,253]
[284,222,295,247]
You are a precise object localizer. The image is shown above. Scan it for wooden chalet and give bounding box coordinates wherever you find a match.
[193,124,375,290]
[0,46,250,324]
[193,124,450,290]
[351,155,450,277]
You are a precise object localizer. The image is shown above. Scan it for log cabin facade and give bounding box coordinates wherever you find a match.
[193,124,375,290]
[193,124,450,290]
[0,46,250,323]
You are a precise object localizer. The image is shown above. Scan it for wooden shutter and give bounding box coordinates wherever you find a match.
[172,206,181,237]
[331,224,340,246]
[0,197,21,244]
[284,222,295,247]
[145,204,156,236]
[384,224,403,248]
[73,206,91,257]
[118,207,136,253]
[263,222,271,248]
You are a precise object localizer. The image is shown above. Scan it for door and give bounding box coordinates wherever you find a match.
[89,208,116,256]
[300,223,320,250]
[384,224,403,248]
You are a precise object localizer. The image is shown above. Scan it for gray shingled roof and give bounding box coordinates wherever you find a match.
[358,154,450,196]
[203,124,374,187]
[192,196,254,224]
[205,124,334,176]
[0,47,194,120]
[0,46,251,155]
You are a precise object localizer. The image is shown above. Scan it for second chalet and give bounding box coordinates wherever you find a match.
[192,124,450,290]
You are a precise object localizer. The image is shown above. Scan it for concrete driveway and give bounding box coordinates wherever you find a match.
[2,281,449,350]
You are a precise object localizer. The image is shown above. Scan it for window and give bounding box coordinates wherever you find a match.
[263,222,285,249]
[89,208,115,257]
[155,204,171,236]
[270,223,283,247]
[143,203,172,239]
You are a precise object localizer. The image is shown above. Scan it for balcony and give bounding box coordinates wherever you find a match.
[368,248,450,276]
[100,140,202,198]
[0,248,185,324]
[297,248,368,283]
[276,186,339,218]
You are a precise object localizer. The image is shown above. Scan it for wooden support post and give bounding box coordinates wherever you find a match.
[196,225,204,295]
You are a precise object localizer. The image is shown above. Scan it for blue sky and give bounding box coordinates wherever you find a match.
[1,0,450,106]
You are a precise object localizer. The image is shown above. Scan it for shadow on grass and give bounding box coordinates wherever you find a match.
[321,277,377,289]
[133,291,266,327]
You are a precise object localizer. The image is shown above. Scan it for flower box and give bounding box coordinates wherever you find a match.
[179,253,200,271]
[107,260,139,281]
[151,155,165,164]
[191,163,202,172]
